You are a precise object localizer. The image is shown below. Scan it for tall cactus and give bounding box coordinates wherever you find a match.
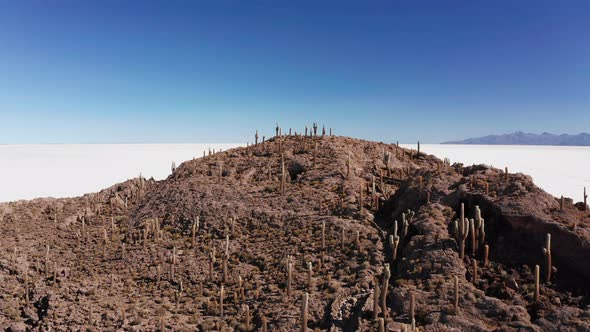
[121,242,126,259]
[219,286,225,317]
[359,182,364,211]
[102,228,108,258]
[409,292,415,328]
[191,218,199,247]
[454,203,469,259]
[453,275,459,313]
[373,276,380,320]
[473,206,486,254]
[24,269,29,306]
[390,220,400,261]
[222,253,228,284]
[534,264,540,302]
[560,195,564,211]
[208,248,216,282]
[237,276,244,300]
[371,175,376,210]
[243,304,251,331]
[321,221,326,251]
[287,255,293,298]
[401,210,414,240]
[542,233,552,283]
[170,246,177,282]
[401,214,408,240]
[301,292,309,332]
[225,234,230,256]
[280,154,286,196]
[469,218,476,257]
[45,244,50,277]
[381,264,391,318]
[378,318,385,332]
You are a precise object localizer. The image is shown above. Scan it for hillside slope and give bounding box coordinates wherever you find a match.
[1,131,590,331]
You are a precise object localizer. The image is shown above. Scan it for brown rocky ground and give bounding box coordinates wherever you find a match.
[1,132,589,331]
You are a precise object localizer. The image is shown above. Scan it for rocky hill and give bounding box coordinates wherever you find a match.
[1,130,590,331]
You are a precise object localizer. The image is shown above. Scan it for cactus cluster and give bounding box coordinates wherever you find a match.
[387,210,414,264]
[453,204,486,260]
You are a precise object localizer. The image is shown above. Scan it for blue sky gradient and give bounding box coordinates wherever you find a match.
[1,1,589,143]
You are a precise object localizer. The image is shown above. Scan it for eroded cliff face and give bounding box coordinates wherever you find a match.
[1,134,589,331]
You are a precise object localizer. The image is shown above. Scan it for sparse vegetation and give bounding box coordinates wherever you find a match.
[0,125,588,331]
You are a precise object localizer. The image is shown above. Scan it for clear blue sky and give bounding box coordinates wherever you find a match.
[1,1,589,143]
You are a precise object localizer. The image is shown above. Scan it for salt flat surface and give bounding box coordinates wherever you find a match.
[402,144,590,202]
[1,143,588,203]
[0,143,243,202]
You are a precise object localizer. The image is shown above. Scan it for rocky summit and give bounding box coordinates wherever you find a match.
[1,131,590,331]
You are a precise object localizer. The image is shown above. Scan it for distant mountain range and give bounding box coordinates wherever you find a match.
[442,132,590,146]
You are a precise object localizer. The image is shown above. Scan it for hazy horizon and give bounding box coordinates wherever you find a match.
[1,143,587,203]
[0,143,243,202]
[2,131,590,145]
